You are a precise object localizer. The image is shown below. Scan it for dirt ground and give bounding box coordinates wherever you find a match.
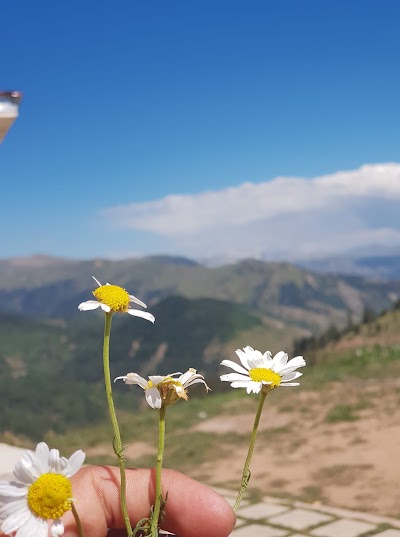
[190,378,400,518]
[83,375,400,518]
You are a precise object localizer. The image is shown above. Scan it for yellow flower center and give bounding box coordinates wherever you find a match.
[93,284,130,312]
[249,367,281,387]
[27,473,72,519]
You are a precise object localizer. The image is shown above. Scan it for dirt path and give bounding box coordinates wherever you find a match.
[190,379,400,517]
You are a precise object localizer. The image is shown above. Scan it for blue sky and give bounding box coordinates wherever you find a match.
[1,0,400,261]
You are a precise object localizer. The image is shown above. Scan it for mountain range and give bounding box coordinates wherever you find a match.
[1,253,399,440]
[1,254,399,333]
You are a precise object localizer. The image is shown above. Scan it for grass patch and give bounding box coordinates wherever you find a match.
[305,344,400,387]
[298,485,324,503]
[325,404,358,423]
[270,486,325,504]
[165,431,244,471]
[279,405,295,413]
[258,426,291,440]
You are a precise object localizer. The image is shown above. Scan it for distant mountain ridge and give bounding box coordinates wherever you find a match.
[0,255,399,336]
[297,254,400,281]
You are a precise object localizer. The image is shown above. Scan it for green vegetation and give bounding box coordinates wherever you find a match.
[325,404,358,423]
[0,298,260,439]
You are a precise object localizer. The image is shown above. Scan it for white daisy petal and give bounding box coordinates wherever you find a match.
[145,387,162,409]
[280,382,300,386]
[278,363,306,376]
[1,507,31,534]
[22,451,41,478]
[0,482,27,502]
[0,499,27,519]
[281,371,303,382]
[220,359,248,375]
[16,515,47,537]
[100,303,111,312]
[115,373,148,389]
[57,457,70,476]
[178,370,195,385]
[51,519,65,536]
[66,450,85,476]
[235,349,251,369]
[230,381,252,388]
[148,375,166,385]
[220,372,251,382]
[246,381,262,394]
[78,300,100,311]
[263,350,273,363]
[129,294,147,308]
[13,461,36,484]
[35,443,50,474]
[250,382,263,393]
[92,276,102,286]
[247,354,265,369]
[183,377,208,389]
[271,351,289,369]
[49,449,60,470]
[127,309,156,323]
[168,371,183,377]
[282,356,306,370]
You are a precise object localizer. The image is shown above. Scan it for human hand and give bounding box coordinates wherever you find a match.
[57,465,235,537]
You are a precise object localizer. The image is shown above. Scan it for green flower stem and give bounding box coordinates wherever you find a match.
[233,390,267,512]
[103,312,133,536]
[71,502,86,537]
[150,405,167,537]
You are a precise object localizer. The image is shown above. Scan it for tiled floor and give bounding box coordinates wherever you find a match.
[212,488,400,537]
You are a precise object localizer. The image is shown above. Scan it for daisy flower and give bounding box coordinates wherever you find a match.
[220,346,306,394]
[115,368,210,408]
[0,442,85,537]
[78,276,155,323]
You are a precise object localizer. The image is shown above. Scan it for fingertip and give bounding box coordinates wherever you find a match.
[161,469,236,537]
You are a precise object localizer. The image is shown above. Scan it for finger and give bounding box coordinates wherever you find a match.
[63,465,235,537]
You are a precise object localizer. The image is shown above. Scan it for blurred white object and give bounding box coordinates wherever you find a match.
[0,443,27,479]
[0,91,22,143]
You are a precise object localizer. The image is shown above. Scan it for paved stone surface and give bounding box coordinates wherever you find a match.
[293,501,400,529]
[269,508,333,531]
[237,502,289,519]
[232,525,289,536]
[233,519,247,528]
[310,518,376,537]
[227,490,400,536]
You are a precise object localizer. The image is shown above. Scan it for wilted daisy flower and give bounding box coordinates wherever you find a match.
[78,276,155,323]
[115,368,210,408]
[220,346,306,394]
[0,442,85,537]
[160,368,211,406]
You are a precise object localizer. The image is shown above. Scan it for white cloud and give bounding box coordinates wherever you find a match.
[101,163,400,260]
